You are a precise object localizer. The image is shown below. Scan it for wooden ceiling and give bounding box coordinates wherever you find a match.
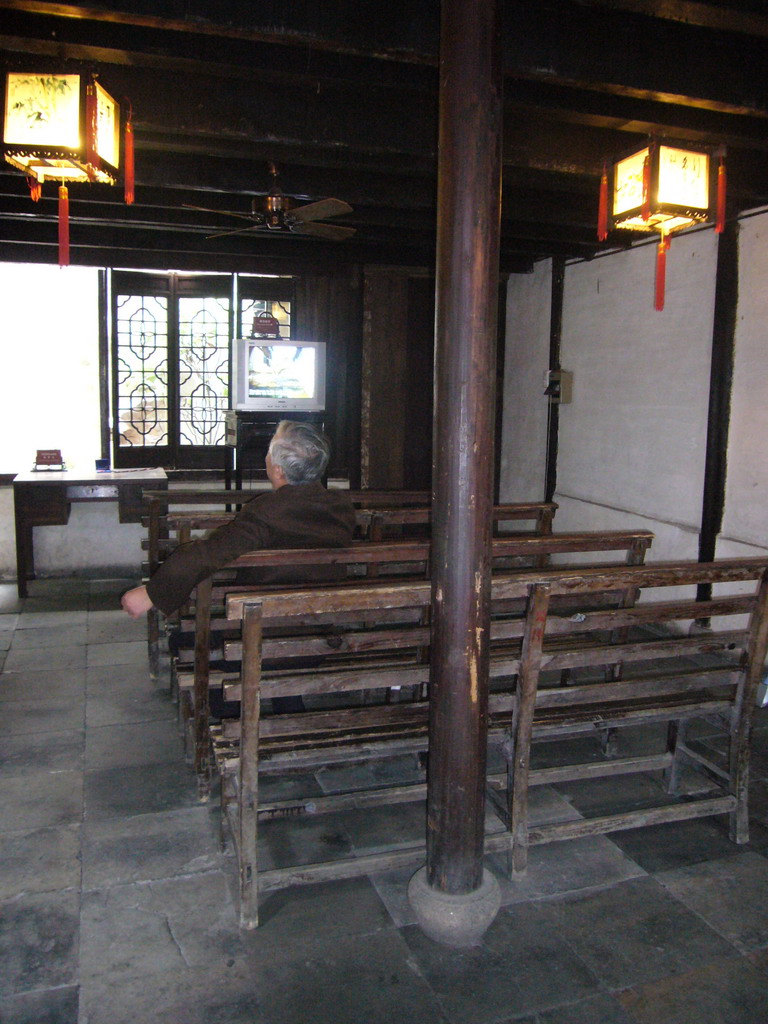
[1,0,767,274]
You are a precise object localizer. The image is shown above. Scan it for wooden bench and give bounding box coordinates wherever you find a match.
[142,494,557,676]
[213,555,768,927]
[141,488,438,678]
[181,529,653,795]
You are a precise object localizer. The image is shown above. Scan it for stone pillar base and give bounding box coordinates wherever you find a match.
[407,866,501,947]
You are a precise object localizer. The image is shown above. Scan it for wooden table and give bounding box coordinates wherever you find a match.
[12,467,167,598]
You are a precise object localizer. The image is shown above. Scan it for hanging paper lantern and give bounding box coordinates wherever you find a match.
[3,71,134,265]
[597,140,726,310]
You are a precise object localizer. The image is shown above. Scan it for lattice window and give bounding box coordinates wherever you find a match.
[240,296,291,339]
[178,296,230,447]
[115,294,169,448]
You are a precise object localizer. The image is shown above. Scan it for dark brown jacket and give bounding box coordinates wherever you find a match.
[146,481,356,615]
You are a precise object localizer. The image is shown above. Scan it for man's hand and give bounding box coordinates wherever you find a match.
[121,585,154,619]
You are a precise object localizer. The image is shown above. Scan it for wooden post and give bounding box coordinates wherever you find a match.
[427,0,503,896]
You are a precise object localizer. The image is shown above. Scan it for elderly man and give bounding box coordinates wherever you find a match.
[121,420,356,620]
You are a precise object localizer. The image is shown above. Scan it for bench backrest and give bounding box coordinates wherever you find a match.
[225,556,768,705]
[143,492,557,575]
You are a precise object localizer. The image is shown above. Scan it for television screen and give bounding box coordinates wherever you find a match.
[233,338,326,411]
[248,343,316,401]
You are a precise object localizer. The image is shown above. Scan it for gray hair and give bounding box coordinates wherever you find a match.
[268,420,330,484]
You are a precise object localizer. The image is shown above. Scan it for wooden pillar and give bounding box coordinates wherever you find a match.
[427,0,503,894]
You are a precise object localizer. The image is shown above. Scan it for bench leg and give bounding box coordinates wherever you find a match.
[193,578,213,802]
[729,712,752,845]
[663,719,684,794]
[147,607,160,680]
[507,582,550,877]
[238,600,263,929]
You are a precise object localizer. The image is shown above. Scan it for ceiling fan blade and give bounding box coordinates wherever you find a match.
[205,224,266,240]
[291,221,357,241]
[289,198,353,223]
[184,204,259,223]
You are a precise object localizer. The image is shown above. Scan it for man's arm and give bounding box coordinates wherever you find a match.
[142,512,273,617]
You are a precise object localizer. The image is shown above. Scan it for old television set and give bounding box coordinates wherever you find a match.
[232,337,326,412]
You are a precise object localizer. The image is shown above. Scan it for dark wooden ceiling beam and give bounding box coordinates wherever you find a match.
[575,0,768,39]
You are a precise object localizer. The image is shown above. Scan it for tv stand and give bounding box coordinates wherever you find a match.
[223,410,325,490]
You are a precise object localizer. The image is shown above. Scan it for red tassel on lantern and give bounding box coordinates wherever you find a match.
[85,79,98,179]
[124,111,135,205]
[654,234,669,312]
[27,176,42,202]
[641,153,651,222]
[58,184,70,267]
[716,157,727,234]
[597,164,608,241]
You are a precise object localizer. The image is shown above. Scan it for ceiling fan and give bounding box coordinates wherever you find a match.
[185,163,356,241]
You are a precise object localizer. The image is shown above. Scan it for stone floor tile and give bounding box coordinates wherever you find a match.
[0,584,22,614]
[554,769,711,818]
[15,609,88,629]
[83,761,199,820]
[0,984,80,1024]
[86,609,146,644]
[0,890,80,998]
[552,875,737,989]
[259,771,325,804]
[241,875,396,957]
[81,806,221,888]
[0,666,86,703]
[341,799,426,855]
[3,642,86,675]
[85,687,175,729]
[79,884,193,984]
[617,954,768,1024]
[400,897,598,1023]
[0,697,85,735]
[482,902,604,1015]
[87,640,148,668]
[256,809,356,871]
[0,632,11,652]
[0,729,84,777]
[0,770,83,831]
[488,833,646,905]
[368,863,422,928]
[0,823,81,898]
[656,851,768,954]
[608,815,747,873]
[84,718,184,769]
[315,753,425,794]
[252,928,449,1024]
[86,662,157,693]
[10,623,88,648]
[78,961,266,1024]
[534,992,636,1024]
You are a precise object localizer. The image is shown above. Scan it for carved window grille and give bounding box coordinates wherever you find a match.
[115,294,169,448]
[111,272,293,469]
[178,296,230,447]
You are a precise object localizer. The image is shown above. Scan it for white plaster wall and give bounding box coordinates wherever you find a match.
[0,485,145,581]
[554,229,718,561]
[498,261,551,503]
[0,263,101,475]
[719,209,768,557]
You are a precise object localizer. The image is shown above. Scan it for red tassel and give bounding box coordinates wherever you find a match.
[124,115,135,204]
[654,235,669,312]
[716,158,726,233]
[58,185,70,267]
[597,164,608,241]
[85,79,98,178]
[641,153,651,222]
[27,176,42,202]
